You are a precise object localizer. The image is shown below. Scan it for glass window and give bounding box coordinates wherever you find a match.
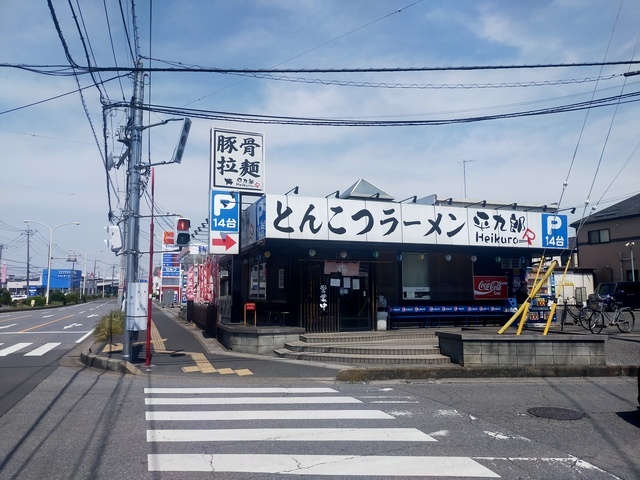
[401,252,430,300]
[588,229,610,244]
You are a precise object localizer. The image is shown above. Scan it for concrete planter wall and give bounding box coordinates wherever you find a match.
[217,323,304,355]
[436,330,606,367]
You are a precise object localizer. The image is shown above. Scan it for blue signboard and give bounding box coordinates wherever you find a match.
[541,214,568,249]
[162,253,178,266]
[162,266,180,277]
[42,269,82,289]
[210,190,239,233]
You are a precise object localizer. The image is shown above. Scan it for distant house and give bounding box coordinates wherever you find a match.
[571,193,640,284]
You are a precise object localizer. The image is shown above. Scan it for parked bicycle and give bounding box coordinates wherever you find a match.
[588,300,635,334]
[558,298,593,330]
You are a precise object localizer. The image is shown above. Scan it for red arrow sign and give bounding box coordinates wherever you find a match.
[211,234,237,251]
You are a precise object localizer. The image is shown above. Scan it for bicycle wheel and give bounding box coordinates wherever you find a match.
[589,311,604,334]
[616,309,635,333]
[578,307,594,330]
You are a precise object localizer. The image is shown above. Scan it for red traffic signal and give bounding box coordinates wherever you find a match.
[176,218,191,247]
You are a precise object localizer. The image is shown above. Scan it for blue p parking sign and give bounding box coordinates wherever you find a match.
[210,190,239,233]
[541,214,568,249]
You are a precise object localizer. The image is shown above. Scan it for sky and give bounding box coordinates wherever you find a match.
[1,0,639,283]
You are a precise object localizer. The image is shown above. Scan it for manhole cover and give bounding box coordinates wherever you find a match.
[527,407,584,420]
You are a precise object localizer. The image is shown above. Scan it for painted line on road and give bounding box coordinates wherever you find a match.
[146,409,394,421]
[145,396,362,405]
[21,314,75,332]
[147,427,436,442]
[147,454,499,477]
[0,331,92,335]
[0,343,32,356]
[24,343,61,356]
[0,324,18,329]
[75,329,95,343]
[144,387,338,394]
[0,315,32,323]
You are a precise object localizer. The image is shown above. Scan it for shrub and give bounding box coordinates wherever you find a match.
[94,309,125,341]
[21,296,45,307]
[49,290,67,305]
[0,289,11,306]
[66,293,80,304]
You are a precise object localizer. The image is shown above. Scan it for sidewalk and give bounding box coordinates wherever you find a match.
[79,303,640,381]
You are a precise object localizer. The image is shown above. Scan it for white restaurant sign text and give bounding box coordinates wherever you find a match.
[242,195,568,249]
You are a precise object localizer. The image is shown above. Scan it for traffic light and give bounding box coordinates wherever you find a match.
[171,117,192,164]
[105,225,122,252]
[176,218,191,248]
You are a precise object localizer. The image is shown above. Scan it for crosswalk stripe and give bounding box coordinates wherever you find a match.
[146,409,394,421]
[144,387,337,394]
[145,396,362,405]
[0,343,32,356]
[147,454,500,477]
[147,427,436,442]
[24,342,61,356]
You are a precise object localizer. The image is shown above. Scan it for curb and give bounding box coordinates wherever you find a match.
[80,350,143,375]
[336,364,639,382]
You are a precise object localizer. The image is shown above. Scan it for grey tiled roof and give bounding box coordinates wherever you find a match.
[570,192,640,227]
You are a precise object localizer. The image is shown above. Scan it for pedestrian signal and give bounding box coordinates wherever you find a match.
[176,218,191,248]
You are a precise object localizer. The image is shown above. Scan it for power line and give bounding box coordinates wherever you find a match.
[4,59,640,76]
[103,89,640,127]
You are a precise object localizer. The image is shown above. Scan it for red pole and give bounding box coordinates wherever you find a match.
[146,168,155,366]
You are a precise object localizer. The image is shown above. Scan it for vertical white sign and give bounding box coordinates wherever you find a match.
[211,128,264,193]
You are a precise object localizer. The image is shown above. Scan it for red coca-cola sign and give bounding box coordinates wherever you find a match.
[473,276,508,300]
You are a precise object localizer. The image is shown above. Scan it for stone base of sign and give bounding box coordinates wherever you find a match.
[436,329,606,367]
[217,323,305,355]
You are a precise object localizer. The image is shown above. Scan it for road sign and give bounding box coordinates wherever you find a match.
[210,232,238,253]
[209,190,240,254]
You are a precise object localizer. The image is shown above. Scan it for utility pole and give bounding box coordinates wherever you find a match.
[122,61,145,361]
[458,159,476,199]
[23,229,34,294]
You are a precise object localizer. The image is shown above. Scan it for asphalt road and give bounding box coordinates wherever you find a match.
[0,359,637,479]
[0,300,117,417]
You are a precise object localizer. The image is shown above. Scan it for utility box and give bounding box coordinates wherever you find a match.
[126,282,148,331]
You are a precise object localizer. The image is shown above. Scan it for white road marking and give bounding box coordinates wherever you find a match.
[145,396,361,405]
[370,400,420,404]
[24,343,61,356]
[147,427,436,443]
[144,387,338,394]
[147,454,500,476]
[42,315,53,319]
[75,329,94,343]
[0,331,91,335]
[0,343,32,356]
[0,324,18,329]
[146,409,394,421]
[63,323,83,329]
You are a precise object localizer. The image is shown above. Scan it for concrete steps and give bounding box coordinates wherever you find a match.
[275,330,453,366]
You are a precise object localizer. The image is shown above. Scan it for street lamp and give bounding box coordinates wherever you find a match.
[70,248,103,297]
[626,242,635,281]
[24,220,80,305]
